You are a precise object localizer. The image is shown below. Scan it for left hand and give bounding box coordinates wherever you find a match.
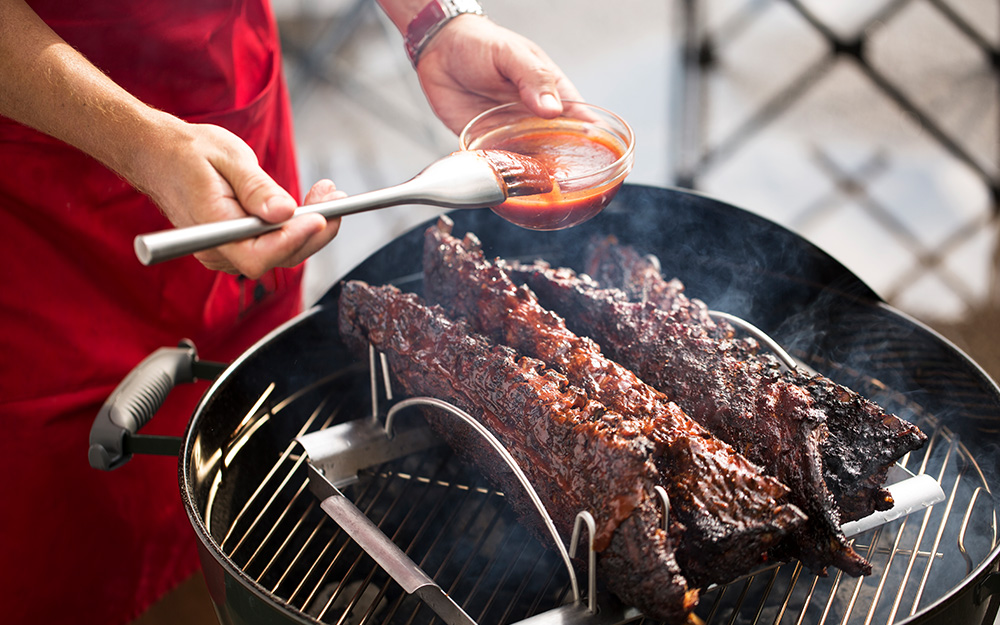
[413,15,583,134]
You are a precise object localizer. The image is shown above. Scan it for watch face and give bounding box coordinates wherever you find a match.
[450,0,484,14]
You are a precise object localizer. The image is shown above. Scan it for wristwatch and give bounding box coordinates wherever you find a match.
[404,0,485,66]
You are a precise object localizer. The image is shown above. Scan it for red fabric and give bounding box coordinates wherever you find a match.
[0,2,302,623]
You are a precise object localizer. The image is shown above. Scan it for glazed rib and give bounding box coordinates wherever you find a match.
[506,258,872,577]
[422,217,805,588]
[584,237,927,521]
[338,280,697,623]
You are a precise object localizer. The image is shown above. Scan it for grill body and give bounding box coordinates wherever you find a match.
[174,185,1000,625]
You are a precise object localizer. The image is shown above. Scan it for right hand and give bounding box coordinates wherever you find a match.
[133,118,342,278]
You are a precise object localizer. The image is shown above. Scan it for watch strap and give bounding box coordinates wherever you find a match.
[404,0,485,66]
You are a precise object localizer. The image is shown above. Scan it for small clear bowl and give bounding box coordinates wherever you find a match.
[460,101,635,231]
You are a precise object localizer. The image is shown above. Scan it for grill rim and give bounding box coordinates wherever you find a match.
[176,184,1000,625]
[181,305,329,625]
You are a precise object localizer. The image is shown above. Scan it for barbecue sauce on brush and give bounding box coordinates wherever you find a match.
[479,127,628,231]
[480,150,554,197]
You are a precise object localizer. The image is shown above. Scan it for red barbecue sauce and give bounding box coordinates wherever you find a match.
[481,127,628,230]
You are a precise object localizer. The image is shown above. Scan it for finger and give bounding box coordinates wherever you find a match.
[200,179,345,277]
[219,214,328,279]
[240,169,298,224]
[209,139,298,224]
[193,252,239,275]
[496,44,582,119]
[303,178,340,205]
[279,214,342,268]
[246,179,346,273]
[278,179,345,266]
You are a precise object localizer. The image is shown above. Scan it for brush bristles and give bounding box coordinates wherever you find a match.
[479,150,553,197]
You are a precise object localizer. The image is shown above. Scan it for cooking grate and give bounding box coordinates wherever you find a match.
[201,342,996,625]
[206,365,574,625]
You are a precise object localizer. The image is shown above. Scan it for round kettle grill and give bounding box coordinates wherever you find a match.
[90,185,1000,625]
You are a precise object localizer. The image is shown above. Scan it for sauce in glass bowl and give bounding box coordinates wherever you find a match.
[461,102,634,231]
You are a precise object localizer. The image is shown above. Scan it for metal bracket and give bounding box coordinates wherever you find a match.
[295,342,663,624]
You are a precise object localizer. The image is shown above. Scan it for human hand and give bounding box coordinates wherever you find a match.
[134,119,342,278]
[413,15,583,134]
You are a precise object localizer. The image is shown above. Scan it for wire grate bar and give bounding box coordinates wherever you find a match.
[257,500,318,585]
[272,513,328,596]
[244,480,310,574]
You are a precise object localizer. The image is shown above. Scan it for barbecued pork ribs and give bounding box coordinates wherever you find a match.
[583,236,928,522]
[422,217,805,589]
[584,236,733,341]
[504,257,872,577]
[338,281,698,623]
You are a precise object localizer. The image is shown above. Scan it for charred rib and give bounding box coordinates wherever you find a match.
[584,237,927,521]
[506,258,872,577]
[338,280,697,623]
[422,217,805,588]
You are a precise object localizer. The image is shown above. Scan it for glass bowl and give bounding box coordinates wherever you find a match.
[460,101,635,231]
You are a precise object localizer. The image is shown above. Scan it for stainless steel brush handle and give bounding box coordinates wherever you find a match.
[134,151,507,265]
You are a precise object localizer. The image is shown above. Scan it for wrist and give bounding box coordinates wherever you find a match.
[115,111,192,198]
[402,0,485,66]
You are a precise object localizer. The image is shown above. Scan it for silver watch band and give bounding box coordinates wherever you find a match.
[404,0,485,66]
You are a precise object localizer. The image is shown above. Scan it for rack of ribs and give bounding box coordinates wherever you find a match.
[507,246,932,576]
[338,280,697,623]
[582,236,928,522]
[422,217,806,589]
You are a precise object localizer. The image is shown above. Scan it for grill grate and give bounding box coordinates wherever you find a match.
[203,356,997,625]
[689,431,993,625]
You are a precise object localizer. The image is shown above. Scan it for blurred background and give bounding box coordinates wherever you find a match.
[274,0,999,382]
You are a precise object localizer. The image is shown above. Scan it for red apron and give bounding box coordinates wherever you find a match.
[0,2,302,623]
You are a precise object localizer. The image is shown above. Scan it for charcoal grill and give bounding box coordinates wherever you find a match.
[91,184,1000,625]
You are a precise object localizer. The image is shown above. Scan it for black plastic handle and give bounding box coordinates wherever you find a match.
[88,340,222,471]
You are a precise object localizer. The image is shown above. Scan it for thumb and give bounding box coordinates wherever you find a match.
[513,63,565,119]
[243,171,297,224]
[212,141,297,223]
[529,91,564,119]
[497,44,581,119]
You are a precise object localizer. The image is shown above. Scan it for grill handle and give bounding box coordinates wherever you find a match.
[88,340,226,471]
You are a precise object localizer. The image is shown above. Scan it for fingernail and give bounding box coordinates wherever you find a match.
[539,93,560,112]
[263,196,294,219]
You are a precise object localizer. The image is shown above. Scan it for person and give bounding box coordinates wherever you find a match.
[0,0,581,623]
